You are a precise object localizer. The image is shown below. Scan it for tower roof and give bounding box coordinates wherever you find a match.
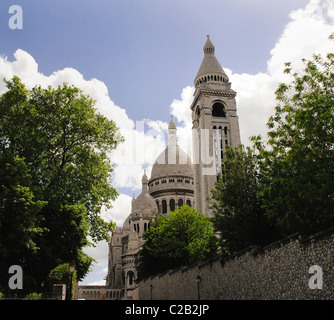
[195,35,229,85]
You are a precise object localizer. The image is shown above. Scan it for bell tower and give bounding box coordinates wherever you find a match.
[191,35,241,216]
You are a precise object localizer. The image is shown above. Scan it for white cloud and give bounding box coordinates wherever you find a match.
[268,0,334,77]
[145,119,169,133]
[79,193,134,285]
[170,86,195,159]
[80,193,133,284]
[81,240,109,285]
[170,86,194,127]
[101,193,132,227]
[228,70,277,145]
[86,279,106,286]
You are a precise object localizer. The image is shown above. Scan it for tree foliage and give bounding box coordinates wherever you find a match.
[47,263,77,300]
[253,48,334,236]
[0,77,123,293]
[210,145,279,256]
[137,205,218,280]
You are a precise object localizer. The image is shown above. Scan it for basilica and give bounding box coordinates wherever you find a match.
[78,35,241,300]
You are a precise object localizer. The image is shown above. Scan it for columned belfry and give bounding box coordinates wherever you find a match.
[191,35,241,216]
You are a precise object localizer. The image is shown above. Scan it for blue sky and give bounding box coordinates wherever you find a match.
[1,0,333,285]
[1,0,309,122]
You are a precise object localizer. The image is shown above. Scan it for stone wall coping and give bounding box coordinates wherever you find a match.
[299,226,334,244]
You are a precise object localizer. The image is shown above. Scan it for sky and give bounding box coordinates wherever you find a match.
[0,0,333,285]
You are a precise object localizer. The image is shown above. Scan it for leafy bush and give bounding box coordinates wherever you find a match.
[23,292,43,300]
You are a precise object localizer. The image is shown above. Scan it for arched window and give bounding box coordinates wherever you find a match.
[212,102,226,117]
[122,272,125,286]
[186,199,191,207]
[128,271,135,286]
[170,199,175,212]
[162,200,167,214]
[178,199,183,208]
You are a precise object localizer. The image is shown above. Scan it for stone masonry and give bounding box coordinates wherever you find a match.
[138,228,334,300]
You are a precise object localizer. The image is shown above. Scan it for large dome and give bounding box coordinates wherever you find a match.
[150,142,193,180]
[131,191,157,215]
[148,117,195,214]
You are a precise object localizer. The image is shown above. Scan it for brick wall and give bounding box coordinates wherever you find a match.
[138,229,334,300]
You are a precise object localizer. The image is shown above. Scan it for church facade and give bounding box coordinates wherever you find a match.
[101,36,240,300]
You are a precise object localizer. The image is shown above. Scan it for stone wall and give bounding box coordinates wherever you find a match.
[138,228,334,300]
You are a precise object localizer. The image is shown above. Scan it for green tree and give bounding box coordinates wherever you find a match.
[137,205,218,280]
[253,39,334,236]
[210,145,279,256]
[47,263,77,300]
[0,77,123,293]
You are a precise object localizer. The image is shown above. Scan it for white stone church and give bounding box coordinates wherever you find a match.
[77,35,241,300]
